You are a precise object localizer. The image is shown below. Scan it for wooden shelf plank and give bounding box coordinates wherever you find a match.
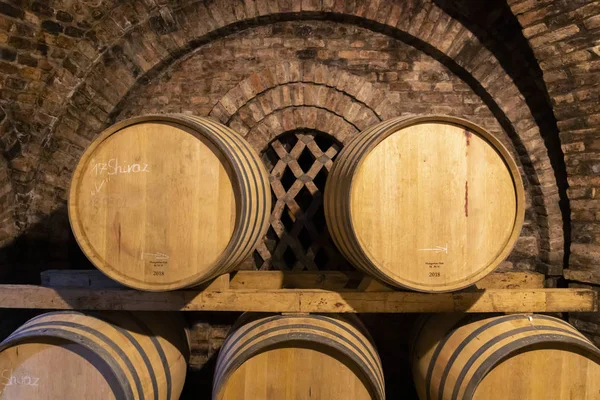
[0,285,595,313]
[41,269,546,290]
[228,270,546,291]
[564,269,600,286]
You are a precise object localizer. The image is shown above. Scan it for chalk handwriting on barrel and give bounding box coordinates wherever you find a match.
[142,252,170,261]
[91,178,108,196]
[91,158,150,176]
[417,243,448,254]
[91,193,128,207]
[1,370,40,387]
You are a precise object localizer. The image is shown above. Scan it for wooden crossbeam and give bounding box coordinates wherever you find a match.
[0,285,594,313]
[564,269,600,286]
[41,270,546,291]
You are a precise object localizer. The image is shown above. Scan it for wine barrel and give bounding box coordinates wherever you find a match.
[213,314,385,400]
[68,114,271,291]
[0,311,189,400]
[324,115,525,292]
[410,313,600,400]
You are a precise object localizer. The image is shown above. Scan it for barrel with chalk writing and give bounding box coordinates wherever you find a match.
[0,311,189,399]
[410,313,600,400]
[324,115,525,292]
[69,114,271,291]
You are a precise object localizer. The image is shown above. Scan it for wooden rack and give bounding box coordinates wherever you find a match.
[0,270,595,313]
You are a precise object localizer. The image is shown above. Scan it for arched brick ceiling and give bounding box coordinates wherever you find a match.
[507,0,600,272]
[0,0,565,268]
[434,0,569,269]
[207,61,386,143]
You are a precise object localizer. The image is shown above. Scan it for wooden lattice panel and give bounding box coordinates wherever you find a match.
[252,130,351,271]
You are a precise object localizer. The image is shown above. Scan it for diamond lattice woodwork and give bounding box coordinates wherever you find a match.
[252,130,351,271]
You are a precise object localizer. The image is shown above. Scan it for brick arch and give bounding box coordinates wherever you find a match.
[207,62,385,139]
[224,84,379,139]
[209,61,389,125]
[242,105,361,152]
[14,0,561,266]
[507,0,599,273]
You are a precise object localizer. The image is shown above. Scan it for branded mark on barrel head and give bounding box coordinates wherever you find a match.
[426,262,444,277]
[426,262,444,268]
[142,252,169,274]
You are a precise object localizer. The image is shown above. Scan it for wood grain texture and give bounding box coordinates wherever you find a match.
[68,115,271,291]
[213,314,384,400]
[40,270,546,291]
[0,311,189,400]
[411,314,600,400]
[0,285,594,313]
[470,271,544,290]
[325,116,525,292]
[564,269,600,286]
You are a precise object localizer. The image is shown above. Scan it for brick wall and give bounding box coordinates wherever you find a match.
[0,0,562,280]
[0,0,598,396]
[508,0,600,344]
[510,0,600,270]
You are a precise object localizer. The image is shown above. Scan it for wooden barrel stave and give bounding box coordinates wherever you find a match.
[326,117,426,281]
[181,116,261,271]
[214,315,384,389]
[325,115,525,292]
[213,314,385,400]
[325,117,403,275]
[411,314,600,400]
[0,311,189,400]
[185,116,270,271]
[182,116,254,271]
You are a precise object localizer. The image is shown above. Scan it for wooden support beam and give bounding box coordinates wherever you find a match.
[228,270,546,290]
[41,270,546,291]
[564,269,600,286]
[0,285,594,313]
[40,270,231,291]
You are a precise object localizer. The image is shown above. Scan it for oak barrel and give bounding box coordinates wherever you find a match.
[410,313,600,400]
[0,311,189,399]
[324,115,525,292]
[68,114,271,291]
[213,314,385,400]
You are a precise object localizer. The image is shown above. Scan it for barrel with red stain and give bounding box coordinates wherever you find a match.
[324,115,525,292]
